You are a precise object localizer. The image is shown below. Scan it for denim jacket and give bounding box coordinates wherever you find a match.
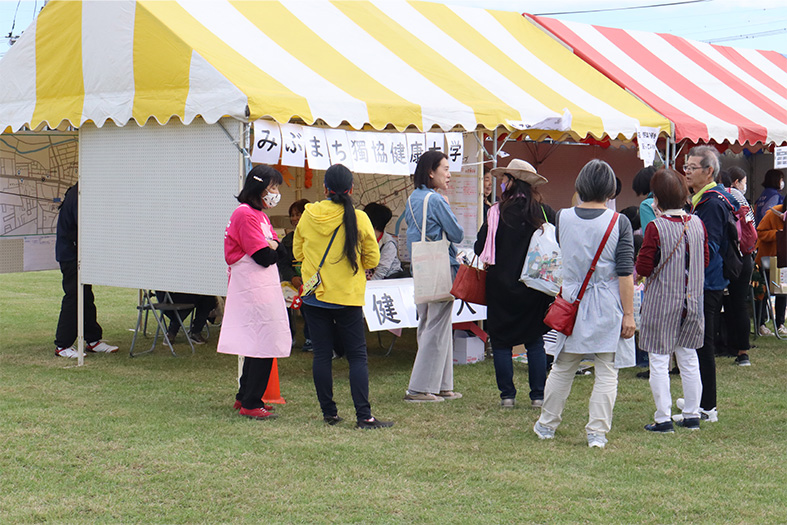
[404,187,464,275]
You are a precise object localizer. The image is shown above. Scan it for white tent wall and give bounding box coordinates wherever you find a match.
[79,117,243,297]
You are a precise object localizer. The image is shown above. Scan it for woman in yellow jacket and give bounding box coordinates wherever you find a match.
[294,164,393,430]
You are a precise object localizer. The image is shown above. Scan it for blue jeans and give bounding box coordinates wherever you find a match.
[493,337,546,401]
[302,304,372,421]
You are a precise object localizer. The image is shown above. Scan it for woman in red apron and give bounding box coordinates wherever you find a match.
[218,165,291,420]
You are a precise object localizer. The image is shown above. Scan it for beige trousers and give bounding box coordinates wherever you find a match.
[408,301,454,394]
[538,352,618,436]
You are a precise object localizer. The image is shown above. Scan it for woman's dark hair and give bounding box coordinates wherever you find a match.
[413,150,449,189]
[363,202,393,232]
[762,168,784,189]
[727,166,746,184]
[237,165,283,210]
[288,199,309,217]
[325,164,359,274]
[498,176,545,230]
[632,166,657,196]
[650,168,689,210]
[620,205,641,231]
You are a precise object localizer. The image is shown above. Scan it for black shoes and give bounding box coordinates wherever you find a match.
[356,417,394,430]
[675,417,700,430]
[323,415,343,425]
[645,421,675,433]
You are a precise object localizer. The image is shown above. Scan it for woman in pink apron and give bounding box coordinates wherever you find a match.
[218,165,291,420]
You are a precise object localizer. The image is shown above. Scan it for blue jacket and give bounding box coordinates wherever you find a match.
[692,184,738,291]
[55,184,78,263]
[405,187,464,275]
[754,187,783,226]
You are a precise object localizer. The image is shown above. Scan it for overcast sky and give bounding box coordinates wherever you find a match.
[1,0,785,57]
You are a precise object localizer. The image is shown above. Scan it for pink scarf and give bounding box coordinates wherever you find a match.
[480,203,500,265]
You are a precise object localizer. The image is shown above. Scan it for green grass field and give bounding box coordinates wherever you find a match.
[1,270,786,524]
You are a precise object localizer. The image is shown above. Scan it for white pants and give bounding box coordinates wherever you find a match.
[408,301,454,394]
[538,352,618,436]
[649,348,702,423]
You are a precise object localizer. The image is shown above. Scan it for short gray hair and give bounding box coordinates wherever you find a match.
[688,145,720,181]
[575,159,616,203]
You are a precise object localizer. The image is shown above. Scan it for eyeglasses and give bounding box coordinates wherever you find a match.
[683,164,706,174]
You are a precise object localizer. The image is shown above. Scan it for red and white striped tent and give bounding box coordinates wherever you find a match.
[532,16,787,147]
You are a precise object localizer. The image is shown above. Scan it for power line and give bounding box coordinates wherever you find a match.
[703,27,787,44]
[535,0,710,16]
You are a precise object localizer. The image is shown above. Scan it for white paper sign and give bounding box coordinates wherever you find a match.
[445,132,463,171]
[251,120,282,165]
[406,133,426,175]
[425,132,444,154]
[303,127,331,170]
[636,126,659,167]
[279,123,306,168]
[388,134,410,176]
[775,146,787,170]
[362,278,487,332]
[324,129,353,170]
[347,131,375,173]
[367,132,391,174]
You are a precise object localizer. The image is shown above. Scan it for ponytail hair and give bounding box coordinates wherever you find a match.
[324,164,359,274]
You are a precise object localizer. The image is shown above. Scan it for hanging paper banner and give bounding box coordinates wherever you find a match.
[406,133,426,175]
[303,127,331,171]
[368,132,391,175]
[251,120,282,165]
[279,124,306,168]
[445,132,463,171]
[425,132,445,155]
[636,126,659,167]
[775,146,787,169]
[388,134,410,176]
[323,129,353,170]
[347,131,375,174]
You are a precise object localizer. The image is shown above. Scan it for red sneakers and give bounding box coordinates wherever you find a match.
[239,407,277,420]
[233,400,274,411]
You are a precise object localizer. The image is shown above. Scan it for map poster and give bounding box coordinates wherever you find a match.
[0,132,78,273]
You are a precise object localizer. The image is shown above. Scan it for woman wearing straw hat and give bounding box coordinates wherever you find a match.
[475,159,556,409]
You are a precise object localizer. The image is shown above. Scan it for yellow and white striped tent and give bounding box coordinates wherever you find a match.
[0,0,669,139]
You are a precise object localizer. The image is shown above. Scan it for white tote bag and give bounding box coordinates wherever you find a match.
[519,221,562,297]
[410,193,454,303]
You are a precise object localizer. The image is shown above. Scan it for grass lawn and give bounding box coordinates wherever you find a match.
[1,270,786,524]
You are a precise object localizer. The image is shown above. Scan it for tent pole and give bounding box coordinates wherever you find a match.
[475,131,484,231]
[76,162,84,367]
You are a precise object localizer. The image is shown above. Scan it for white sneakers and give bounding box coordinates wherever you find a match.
[533,421,555,440]
[86,340,119,353]
[779,325,787,336]
[55,346,79,358]
[56,341,119,358]
[759,325,774,336]
[587,433,607,448]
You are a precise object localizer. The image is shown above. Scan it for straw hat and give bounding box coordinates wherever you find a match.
[490,159,548,187]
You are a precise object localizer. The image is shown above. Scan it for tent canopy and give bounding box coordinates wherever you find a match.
[0,0,668,140]
[533,15,787,147]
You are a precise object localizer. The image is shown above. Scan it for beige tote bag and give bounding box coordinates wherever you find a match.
[409,192,454,304]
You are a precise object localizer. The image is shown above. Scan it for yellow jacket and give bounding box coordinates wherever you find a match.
[293,200,380,306]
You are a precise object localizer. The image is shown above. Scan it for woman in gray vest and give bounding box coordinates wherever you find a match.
[636,168,707,432]
[533,160,636,449]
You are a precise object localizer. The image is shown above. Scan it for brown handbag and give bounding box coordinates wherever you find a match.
[450,256,487,305]
[544,212,618,336]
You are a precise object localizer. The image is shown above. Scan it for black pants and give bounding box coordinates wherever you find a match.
[54,260,102,348]
[302,304,371,421]
[698,289,723,411]
[723,254,753,352]
[156,292,217,334]
[236,357,273,410]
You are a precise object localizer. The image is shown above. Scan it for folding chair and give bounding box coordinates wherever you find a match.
[130,290,196,357]
[756,257,785,340]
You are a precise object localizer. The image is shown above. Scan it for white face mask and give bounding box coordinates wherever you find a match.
[262,192,281,208]
[739,183,747,194]
[781,180,785,191]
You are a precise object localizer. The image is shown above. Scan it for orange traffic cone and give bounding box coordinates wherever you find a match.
[262,358,286,405]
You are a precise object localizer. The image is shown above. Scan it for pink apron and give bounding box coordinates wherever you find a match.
[217,255,292,358]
